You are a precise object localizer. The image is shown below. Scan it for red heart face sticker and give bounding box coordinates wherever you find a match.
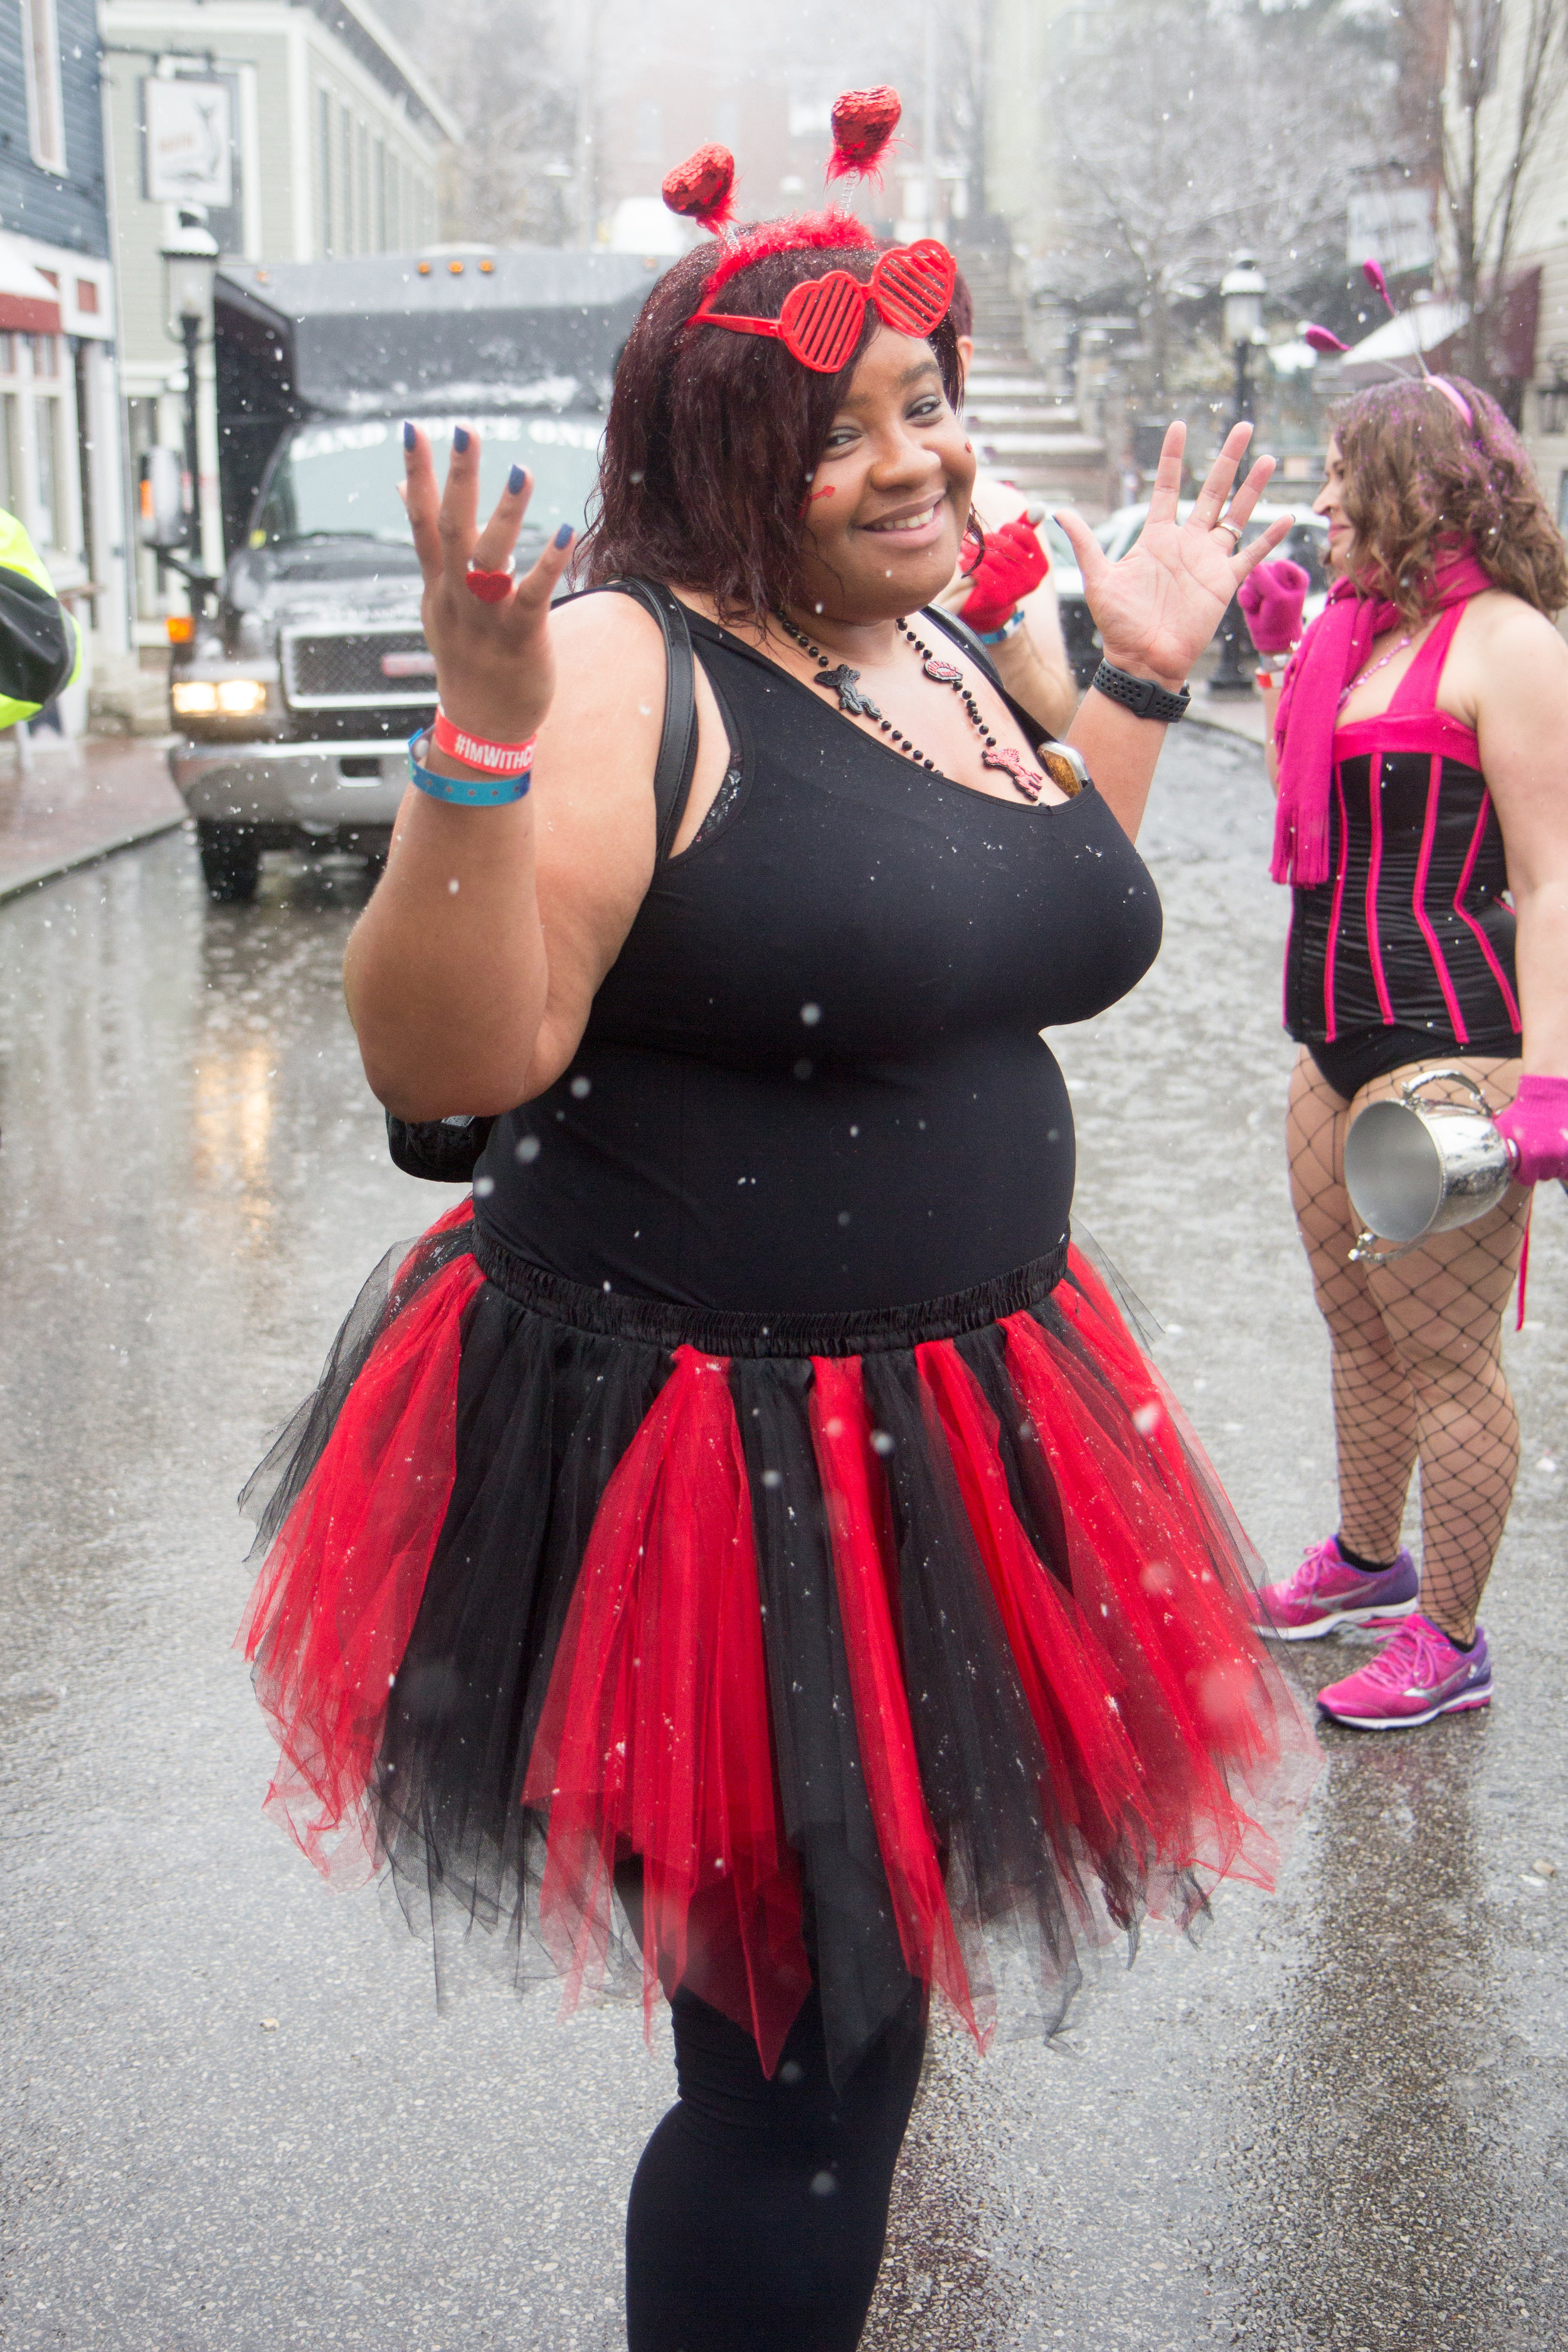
[779,271,869,374]
[872,240,955,337]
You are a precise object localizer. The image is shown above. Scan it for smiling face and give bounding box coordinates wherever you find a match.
[796,327,975,624]
[1312,438,1357,575]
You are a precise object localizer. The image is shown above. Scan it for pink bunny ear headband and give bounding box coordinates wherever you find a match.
[1305,262,1474,426]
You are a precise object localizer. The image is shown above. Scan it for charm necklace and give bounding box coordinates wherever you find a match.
[774,611,1049,803]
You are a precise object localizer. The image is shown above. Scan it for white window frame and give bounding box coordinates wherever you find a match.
[20,0,68,175]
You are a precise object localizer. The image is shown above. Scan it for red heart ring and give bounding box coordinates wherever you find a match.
[465,566,514,604]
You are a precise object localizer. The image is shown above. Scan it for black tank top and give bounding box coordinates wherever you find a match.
[474,609,1162,1313]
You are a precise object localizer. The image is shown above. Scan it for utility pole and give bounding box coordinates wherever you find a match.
[922,0,936,235]
[578,0,600,250]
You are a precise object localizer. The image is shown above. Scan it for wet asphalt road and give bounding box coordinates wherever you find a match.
[1,727,1564,2352]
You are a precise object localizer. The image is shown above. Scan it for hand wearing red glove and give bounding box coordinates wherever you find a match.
[960,514,1049,636]
[1237,558,1310,657]
[1495,1074,1568,1185]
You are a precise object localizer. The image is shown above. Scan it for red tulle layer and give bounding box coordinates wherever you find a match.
[241,1237,1314,2065]
[240,1209,484,1878]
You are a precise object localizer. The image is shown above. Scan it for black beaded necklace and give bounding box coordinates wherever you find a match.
[773,609,1047,803]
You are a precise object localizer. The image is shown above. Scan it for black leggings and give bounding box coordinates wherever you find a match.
[625,1984,927,2352]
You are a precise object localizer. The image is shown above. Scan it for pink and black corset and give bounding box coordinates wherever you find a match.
[1285,601,1520,1086]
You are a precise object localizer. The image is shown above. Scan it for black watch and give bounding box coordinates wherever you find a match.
[1091,661,1191,723]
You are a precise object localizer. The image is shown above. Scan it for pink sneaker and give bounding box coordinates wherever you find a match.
[1256,1536,1419,1641]
[1316,1615,1492,1730]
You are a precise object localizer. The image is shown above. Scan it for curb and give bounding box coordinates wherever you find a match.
[0,810,188,904]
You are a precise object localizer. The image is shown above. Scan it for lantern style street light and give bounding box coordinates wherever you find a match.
[161,210,220,565]
[1210,255,1269,697]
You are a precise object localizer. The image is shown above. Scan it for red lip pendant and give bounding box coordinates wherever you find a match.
[982,744,1045,802]
[465,566,514,605]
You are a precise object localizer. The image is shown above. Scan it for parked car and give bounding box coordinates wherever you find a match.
[1056,501,1331,689]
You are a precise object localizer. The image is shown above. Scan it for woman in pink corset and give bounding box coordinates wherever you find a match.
[1243,376,1568,1728]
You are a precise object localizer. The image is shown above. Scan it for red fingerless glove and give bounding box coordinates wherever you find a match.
[1237,558,1310,656]
[1495,1074,1568,1185]
[960,514,1049,635]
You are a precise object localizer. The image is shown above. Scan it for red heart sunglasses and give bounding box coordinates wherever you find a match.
[689,238,956,374]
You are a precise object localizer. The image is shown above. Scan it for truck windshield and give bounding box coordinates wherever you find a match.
[253,415,603,547]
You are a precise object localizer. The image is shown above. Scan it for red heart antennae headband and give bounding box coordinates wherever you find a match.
[661,87,954,373]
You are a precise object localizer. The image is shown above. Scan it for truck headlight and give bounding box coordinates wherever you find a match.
[172,679,269,716]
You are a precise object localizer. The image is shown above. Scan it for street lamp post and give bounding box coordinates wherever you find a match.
[160,210,220,596]
[1209,255,1268,697]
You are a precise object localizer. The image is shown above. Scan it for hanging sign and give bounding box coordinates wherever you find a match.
[144,78,233,206]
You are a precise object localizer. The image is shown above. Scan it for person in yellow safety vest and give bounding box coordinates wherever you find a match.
[1,507,81,731]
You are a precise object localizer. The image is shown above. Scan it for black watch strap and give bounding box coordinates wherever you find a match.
[1091,660,1191,723]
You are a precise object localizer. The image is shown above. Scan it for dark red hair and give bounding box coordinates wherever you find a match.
[579,216,963,626]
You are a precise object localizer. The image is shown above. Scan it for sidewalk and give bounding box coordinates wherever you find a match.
[1187,690,1267,746]
[0,731,186,902]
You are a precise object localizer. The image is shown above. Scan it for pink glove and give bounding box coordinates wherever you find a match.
[960,515,1049,635]
[1495,1074,1568,1184]
[1237,558,1310,656]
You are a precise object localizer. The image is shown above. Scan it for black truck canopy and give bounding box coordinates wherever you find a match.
[215,245,665,556]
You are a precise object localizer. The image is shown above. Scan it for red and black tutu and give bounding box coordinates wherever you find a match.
[240,1207,1317,2082]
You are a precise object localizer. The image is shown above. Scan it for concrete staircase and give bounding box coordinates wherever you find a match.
[955,247,1106,506]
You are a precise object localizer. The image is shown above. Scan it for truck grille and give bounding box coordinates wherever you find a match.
[281,623,437,711]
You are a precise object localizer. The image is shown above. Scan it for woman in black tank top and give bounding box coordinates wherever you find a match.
[240,134,1316,2351]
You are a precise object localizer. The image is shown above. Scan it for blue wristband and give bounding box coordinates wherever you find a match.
[977,608,1029,647]
[407,728,531,805]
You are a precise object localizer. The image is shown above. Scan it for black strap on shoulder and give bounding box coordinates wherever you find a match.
[920,603,1056,750]
[921,603,1007,695]
[601,577,699,862]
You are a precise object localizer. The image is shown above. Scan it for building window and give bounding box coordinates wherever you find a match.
[20,0,66,174]
[319,88,334,254]
[34,396,63,545]
[341,103,354,248]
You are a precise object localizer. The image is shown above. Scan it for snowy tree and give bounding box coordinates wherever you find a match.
[1038,0,1394,403]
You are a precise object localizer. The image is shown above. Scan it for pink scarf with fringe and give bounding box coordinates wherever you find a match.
[1270,551,1493,887]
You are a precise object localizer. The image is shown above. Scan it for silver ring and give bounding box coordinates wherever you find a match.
[1214,515,1242,546]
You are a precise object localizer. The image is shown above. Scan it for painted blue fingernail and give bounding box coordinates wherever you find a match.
[508,464,527,495]
[453,425,470,453]
[402,420,415,451]
[554,522,573,548]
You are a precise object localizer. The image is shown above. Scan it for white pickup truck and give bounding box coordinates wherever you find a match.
[166,246,662,901]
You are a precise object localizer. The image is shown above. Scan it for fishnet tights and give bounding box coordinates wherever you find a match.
[1287,1047,1527,1645]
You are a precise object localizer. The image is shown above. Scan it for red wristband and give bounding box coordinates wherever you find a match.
[432,707,538,776]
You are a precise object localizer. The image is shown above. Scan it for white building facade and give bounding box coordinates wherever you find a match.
[100,0,455,632]
[2,0,132,712]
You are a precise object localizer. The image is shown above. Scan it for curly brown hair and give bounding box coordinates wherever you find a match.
[1333,376,1568,622]
[580,220,962,627]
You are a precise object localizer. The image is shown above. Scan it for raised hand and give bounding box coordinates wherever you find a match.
[1054,421,1294,689]
[401,421,576,749]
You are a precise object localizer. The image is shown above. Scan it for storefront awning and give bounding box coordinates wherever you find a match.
[0,238,63,334]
